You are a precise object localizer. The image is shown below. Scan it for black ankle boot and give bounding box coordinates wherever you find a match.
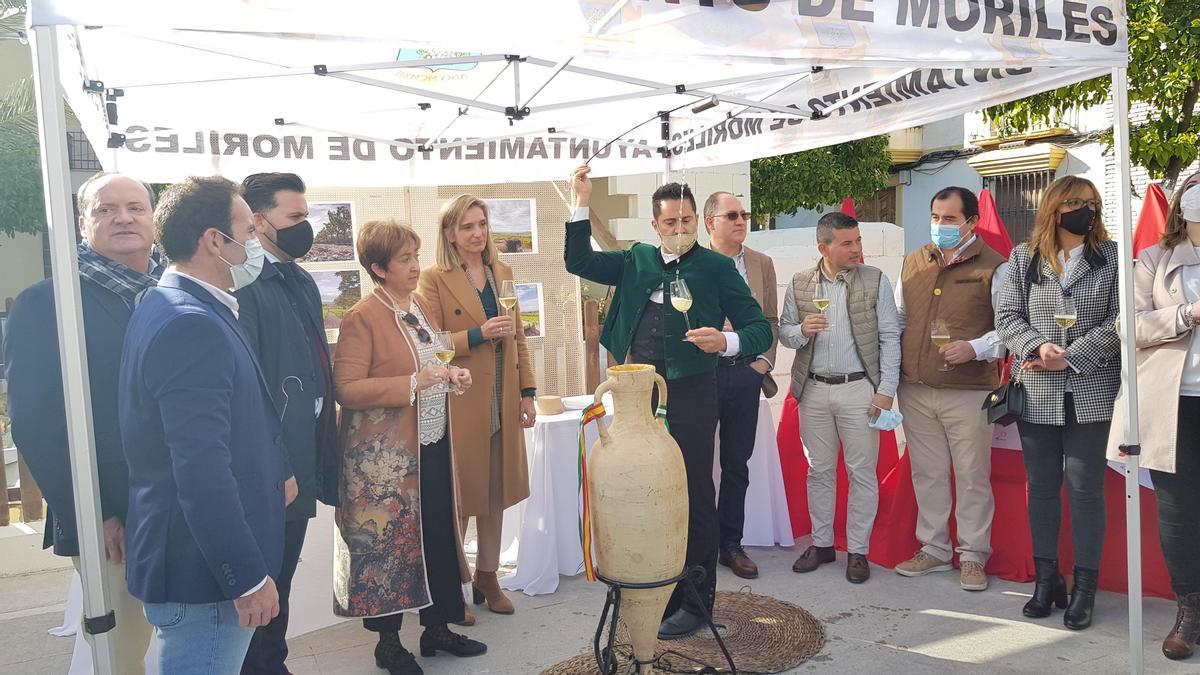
[374,631,422,675]
[419,624,488,658]
[1064,566,1099,630]
[1023,557,1068,618]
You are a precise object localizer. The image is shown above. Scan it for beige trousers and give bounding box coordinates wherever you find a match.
[459,432,504,574]
[897,382,995,564]
[71,557,152,675]
[798,378,879,555]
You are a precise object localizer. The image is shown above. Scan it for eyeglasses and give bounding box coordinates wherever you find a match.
[398,311,431,344]
[716,211,751,222]
[1063,198,1100,210]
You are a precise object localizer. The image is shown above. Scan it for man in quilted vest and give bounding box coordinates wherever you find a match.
[893,186,1007,592]
[779,211,901,584]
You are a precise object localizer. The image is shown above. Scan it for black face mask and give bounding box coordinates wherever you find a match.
[265,217,314,258]
[1058,207,1095,236]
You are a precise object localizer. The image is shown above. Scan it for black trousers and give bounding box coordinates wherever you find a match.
[363,436,465,632]
[1016,395,1110,570]
[241,517,308,674]
[1150,396,1200,596]
[635,359,719,617]
[715,359,763,549]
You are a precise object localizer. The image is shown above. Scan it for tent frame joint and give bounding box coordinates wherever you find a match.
[83,79,104,93]
[106,133,125,149]
[313,64,328,76]
[84,610,116,635]
[1119,443,1141,457]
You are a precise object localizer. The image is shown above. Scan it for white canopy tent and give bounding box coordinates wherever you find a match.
[25,1,1144,673]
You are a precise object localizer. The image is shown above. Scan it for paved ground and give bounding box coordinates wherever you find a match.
[0,520,1192,675]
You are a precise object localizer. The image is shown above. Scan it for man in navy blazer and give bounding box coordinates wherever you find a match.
[5,173,160,673]
[120,176,295,673]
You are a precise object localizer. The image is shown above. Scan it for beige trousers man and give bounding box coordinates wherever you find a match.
[70,558,152,674]
[897,382,995,564]
[798,378,879,555]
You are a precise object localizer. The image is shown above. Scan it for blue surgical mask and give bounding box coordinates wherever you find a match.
[869,407,904,431]
[217,232,266,291]
[931,223,963,250]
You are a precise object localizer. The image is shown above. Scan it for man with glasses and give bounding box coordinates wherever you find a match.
[703,192,779,580]
[892,186,1007,591]
[564,166,772,639]
[5,173,160,673]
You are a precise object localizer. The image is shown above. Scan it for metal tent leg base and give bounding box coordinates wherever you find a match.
[592,566,736,674]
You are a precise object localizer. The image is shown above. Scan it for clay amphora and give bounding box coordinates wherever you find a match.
[587,364,688,673]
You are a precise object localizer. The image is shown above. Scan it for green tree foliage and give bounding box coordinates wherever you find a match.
[314,205,353,245]
[333,270,361,308]
[750,135,891,228]
[0,2,46,241]
[984,0,1200,188]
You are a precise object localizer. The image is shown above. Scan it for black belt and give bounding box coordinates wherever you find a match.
[719,355,756,367]
[810,372,866,385]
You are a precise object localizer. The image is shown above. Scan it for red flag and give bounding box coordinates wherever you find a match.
[1132,183,1168,259]
[840,197,856,218]
[975,188,1014,259]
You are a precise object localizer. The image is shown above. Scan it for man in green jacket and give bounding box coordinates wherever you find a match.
[565,165,772,639]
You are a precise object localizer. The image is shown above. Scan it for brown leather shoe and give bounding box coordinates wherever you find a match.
[1163,592,1200,660]
[719,545,759,579]
[472,570,515,615]
[792,545,836,573]
[846,553,871,584]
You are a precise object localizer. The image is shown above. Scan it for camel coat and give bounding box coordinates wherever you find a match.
[1107,242,1200,473]
[332,292,470,618]
[419,261,535,515]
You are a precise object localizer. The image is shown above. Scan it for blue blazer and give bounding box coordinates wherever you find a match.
[3,278,134,557]
[119,273,289,604]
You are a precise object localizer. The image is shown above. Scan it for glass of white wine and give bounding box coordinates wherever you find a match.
[499,280,518,336]
[1054,296,1077,346]
[670,277,694,336]
[433,330,454,393]
[931,318,953,372]
[813,291,832,328]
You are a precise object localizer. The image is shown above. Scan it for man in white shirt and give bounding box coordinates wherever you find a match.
[119,176,295,673]
[893,186,1008,591]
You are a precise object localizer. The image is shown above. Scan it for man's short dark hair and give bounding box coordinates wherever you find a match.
[241,172,305,214]
[652,182,696,219]
[816,211,859,245]
[930,186,980,220]
[155,177,242,262]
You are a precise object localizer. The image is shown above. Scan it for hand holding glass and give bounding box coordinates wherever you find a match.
[498,280,518,336]
[1054,296,1077,346]
[813,291,832,327]
[670,278,693,337]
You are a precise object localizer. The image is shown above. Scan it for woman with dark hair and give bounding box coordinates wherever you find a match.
[1108,172,1200,660]
[334,219,486,674]
[995,175,1121,630]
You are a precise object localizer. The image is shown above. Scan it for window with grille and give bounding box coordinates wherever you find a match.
[985,171,1054,246]
[67,131,101,171]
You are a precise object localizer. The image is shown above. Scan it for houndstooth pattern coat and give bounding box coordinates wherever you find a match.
[994,240,1121,426]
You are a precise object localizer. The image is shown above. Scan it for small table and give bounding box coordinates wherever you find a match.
[503,397,792,596]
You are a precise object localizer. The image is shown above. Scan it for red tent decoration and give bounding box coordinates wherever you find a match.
[840,197,857,218]
[1132,183,1168,259]
[975,188,1014,258]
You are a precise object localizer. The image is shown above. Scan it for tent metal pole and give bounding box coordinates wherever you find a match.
[28,24,116,675]
[1110,65,1143,675]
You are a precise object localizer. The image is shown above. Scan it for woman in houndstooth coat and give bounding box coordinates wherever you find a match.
[995,175,1121,632]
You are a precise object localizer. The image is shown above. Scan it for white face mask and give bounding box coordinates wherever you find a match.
[217,231,265,290]
[1182,184,1200,223]
[661,231,697,255]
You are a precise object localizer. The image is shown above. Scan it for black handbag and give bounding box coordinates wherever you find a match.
[983,371,1025,425]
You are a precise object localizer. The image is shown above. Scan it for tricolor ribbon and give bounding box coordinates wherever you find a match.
[577,400,670,582]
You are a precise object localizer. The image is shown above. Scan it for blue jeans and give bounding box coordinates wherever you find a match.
[144,600,254,674]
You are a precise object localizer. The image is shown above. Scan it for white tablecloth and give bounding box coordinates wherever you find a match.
[502,397,792,596]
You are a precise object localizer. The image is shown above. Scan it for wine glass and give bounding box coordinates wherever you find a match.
[433,330,454,393]
[499,280,517,335]
[670,277,693,335]
[931,318,953,372]
[1054,296,1077,346]
[813,289,832,327]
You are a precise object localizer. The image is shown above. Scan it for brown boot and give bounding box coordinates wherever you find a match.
[1163,592,1200,660]
[472,571,515,615]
